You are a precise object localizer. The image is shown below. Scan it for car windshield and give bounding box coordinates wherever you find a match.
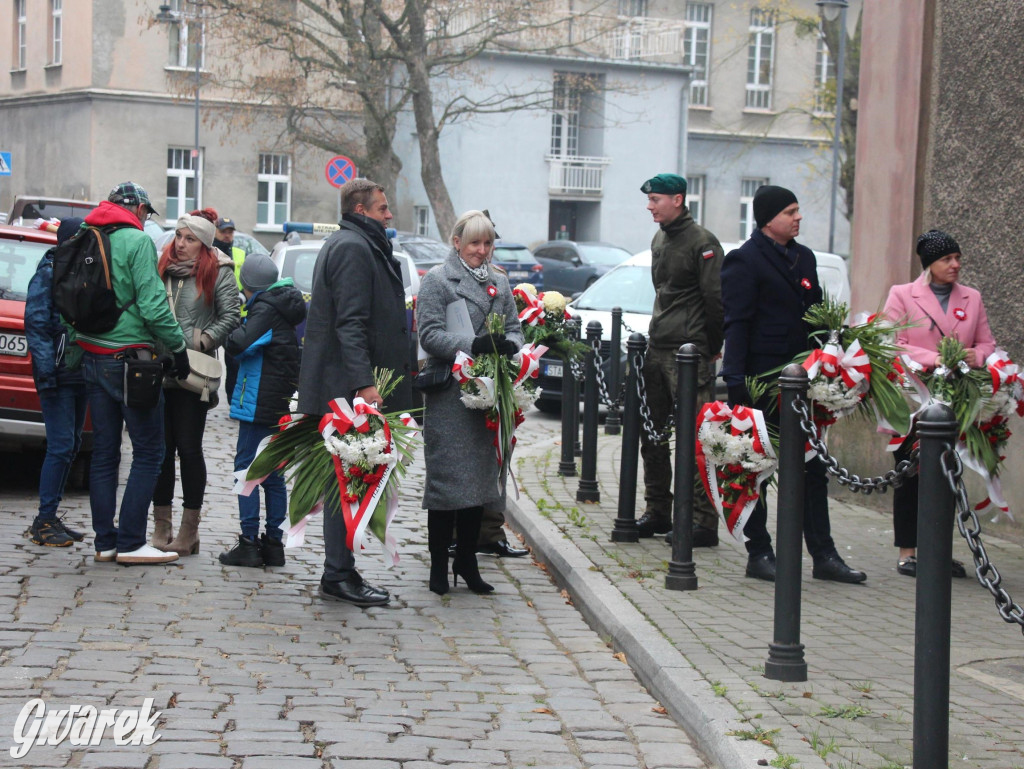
[281,246,323,293]
[0,238,50,301]
[578,244,632,266]
[401,239,449,263]
[493,246,536,264]
[572,264,654,314]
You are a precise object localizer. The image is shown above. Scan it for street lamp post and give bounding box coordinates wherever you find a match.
[816,0,848,254]
[156,2,202,211]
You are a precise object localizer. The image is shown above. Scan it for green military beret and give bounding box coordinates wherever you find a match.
[640,173,687,196]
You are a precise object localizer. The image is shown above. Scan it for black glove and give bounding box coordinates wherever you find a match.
[727,383,751,408]
[471,332,518,358]
[172,349,191,381]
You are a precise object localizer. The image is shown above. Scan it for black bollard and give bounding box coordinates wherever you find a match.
[576,321,602,503]
[604,307,623,436]
[913,402,957,769]
[666,343,699,591]
[557,341,578,477]
[612,333,646,542]
[765,364,808,682]
[570,318,583,458]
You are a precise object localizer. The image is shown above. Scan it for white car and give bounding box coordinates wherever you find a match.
[533,243,851,412]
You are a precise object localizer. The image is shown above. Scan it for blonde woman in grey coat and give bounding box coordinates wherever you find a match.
[153,210,241,556]
[416,210,524,595]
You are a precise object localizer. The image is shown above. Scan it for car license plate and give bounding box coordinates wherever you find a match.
[509,271,529,279]
[544,363,563,378]
[0,332,27,357]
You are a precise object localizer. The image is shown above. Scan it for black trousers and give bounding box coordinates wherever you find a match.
[153,387,210,509]
[892,439,918,548]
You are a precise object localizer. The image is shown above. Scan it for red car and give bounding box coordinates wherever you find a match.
[0,225,92,473]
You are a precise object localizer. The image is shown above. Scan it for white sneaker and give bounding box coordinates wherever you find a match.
[94,548,117,562]
[116,545,179,565]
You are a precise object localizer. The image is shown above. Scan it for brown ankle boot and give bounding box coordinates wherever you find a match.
[166,507,201,556]
[151,505,173,549]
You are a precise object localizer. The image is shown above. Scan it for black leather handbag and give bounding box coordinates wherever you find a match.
[412,363,453,393]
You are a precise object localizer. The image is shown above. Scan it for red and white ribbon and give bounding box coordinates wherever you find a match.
[514,287,545,327]
[512,343,548,386]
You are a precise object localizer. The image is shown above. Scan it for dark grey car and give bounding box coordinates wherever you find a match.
[532,241,631,295]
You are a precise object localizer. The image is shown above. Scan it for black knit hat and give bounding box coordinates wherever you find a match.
[753,185,798,229]
[916,229,961,268]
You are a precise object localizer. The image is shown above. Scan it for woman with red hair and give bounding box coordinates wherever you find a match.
[152,208,240,556]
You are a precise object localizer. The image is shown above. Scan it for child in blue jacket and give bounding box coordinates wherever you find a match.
[219,255,306,568]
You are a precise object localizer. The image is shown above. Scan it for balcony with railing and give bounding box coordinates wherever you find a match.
[429,8,686,65]
[546,155,611,197]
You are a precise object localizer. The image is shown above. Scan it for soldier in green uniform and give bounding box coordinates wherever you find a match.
[637,173,724,546]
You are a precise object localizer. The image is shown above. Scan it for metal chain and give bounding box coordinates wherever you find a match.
[569,337,623,408]
[792,396,918,494]
[634,350,674,444]
[943,449,1024,634]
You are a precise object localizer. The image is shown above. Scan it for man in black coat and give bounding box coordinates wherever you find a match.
[720,185,866,584]
[297,179,413,606]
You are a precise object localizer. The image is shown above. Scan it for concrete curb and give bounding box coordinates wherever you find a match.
[504,496,777,769]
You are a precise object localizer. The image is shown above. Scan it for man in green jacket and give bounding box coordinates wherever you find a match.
[637,173,725,545]
[79,182,190,565]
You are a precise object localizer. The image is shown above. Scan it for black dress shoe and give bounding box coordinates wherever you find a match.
[897,555,968,579]
[350,571,390,600]
[692,525,719,548]
[637,513,672,538]
[813,554,867,584]
[477,540,529,558]
[319,575,389,606]
[746,552,776,581]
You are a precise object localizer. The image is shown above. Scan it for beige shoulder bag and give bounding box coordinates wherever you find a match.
[166,277,223,402]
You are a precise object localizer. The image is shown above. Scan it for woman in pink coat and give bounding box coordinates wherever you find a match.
[882,229,996,578]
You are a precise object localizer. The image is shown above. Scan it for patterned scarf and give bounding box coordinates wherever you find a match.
[458,254,490,283]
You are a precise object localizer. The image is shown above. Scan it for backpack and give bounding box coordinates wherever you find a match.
[51,224,135,334]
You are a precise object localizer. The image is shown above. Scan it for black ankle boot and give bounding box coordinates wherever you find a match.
[453,507,494,594]
[427,510,456,595]
[260,534,285,567]
[219,534,264,568]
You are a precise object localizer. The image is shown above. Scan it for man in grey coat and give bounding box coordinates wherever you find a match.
[297,178,413,606]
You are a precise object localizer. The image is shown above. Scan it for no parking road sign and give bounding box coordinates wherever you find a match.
[0,153,11,176]
[325,155,357,188]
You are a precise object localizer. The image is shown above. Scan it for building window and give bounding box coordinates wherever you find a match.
[166,148,200,222]
[686,176,705,226]
[813,27,836,115]
[746,9,775,110]
[618,0,647,16]
[414,206,430,237]
[14,0,27,70]
[739,178,768,240]
[257,153,291,229]
[684,3,712,107]
[49,0,63,66]
[165,0,204,70]
[551,73,583,158]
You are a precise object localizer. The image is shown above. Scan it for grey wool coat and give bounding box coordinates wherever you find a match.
[417,252,524,511]
[297,218,413,416]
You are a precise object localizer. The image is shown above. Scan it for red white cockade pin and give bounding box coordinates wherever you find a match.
[487,285,497,297]
[953,307,967,321]
[800,278,812,290]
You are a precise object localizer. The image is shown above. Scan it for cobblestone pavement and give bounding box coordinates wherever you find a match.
[0,402,708,769]
[509,410,1024,769]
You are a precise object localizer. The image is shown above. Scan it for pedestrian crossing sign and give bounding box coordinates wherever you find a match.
[0,152,10,176]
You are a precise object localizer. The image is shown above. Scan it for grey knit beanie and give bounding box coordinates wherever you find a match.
[239,254,279,292]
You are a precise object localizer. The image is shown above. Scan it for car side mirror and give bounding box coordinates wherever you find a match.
[571,256,582,267]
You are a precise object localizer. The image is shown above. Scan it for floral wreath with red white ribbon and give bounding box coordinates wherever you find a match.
[512,283,587,363]
[236,369,420,565]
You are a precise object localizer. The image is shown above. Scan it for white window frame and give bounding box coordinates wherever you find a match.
[746,9,775,110]
[166,147,201,223]
[686,175,705,226]
[49,0,62,66]
[257,153,291,231]
[618,0,647,17]
[739,178,768,241]
[14,0,27,71]
[166,0,205,70]
[551,73,582,158]
[813,27,835,115]
[684,3,712,107]
[414,206,431,237]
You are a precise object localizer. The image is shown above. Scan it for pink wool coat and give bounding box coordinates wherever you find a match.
[882,272,996,370]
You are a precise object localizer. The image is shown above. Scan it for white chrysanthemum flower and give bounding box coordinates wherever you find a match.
[513,384,538,409]
[461,391,495,410]
[515,282,538,297]
[541,291,567,314]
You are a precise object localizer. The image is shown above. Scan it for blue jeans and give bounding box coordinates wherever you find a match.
[235,421,286,541]
[83,353,165,553]
[37,383,88,519]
